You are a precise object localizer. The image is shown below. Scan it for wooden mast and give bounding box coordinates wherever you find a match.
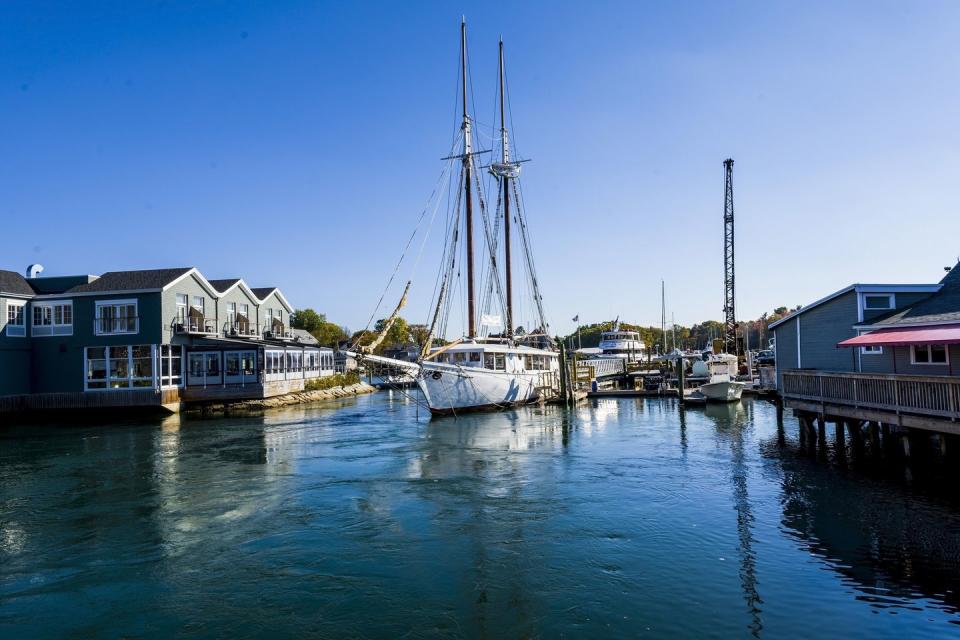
[499,38,513,338]
[461,19,476,338]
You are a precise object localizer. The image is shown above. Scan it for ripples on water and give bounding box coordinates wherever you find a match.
[2,394,960,638]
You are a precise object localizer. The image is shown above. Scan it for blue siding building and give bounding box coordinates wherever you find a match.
[0,266,335,414]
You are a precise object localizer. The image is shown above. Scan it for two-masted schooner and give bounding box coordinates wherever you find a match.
[351,21,559,416]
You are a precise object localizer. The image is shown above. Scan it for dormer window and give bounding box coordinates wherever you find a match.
[863,294,894,310]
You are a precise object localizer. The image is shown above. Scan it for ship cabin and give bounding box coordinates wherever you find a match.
[429,343,559,373]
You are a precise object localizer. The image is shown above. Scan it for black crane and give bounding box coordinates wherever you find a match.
[723,159,738,356]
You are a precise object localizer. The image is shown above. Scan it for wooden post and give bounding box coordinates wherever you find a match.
[901,432,911,459]
[940,434,948,458]
[835,421,845,446]
[677,358,686,405]
[557,341,569,405]
[817,416,826,444]
[869,421,881,449]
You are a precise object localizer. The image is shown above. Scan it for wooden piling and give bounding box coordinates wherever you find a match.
[676,358,686,406]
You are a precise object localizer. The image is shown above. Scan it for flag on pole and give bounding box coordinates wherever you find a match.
[572,314,579,322]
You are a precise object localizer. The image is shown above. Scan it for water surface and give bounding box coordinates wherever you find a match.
[2,394,960,638]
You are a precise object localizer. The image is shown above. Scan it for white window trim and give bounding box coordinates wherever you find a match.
[5,301,26,337]
[31,300,73,337]
[95,299,139,336]
[862,293,895,311]
[159,344,184,388]
[910,344,950,366]
[860,345,883,355]
[84,345,156,391]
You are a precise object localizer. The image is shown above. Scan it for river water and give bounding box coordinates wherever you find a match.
[2,393,960,638]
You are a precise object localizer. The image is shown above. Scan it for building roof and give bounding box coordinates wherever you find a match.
[208,278,242,293]
[251,287,278,299]
[67,267,193,293]
[291,328,318,344]
[861,263,960,328]
[0,270,35,297]
[768,282,941,329]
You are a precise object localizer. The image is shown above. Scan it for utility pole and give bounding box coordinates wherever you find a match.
[723,158,737,356]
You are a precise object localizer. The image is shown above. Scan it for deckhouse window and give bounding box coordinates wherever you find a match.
[912,344,948,365]
[6,302,25,337]
[95,300,138,335]
[32,301,72,336]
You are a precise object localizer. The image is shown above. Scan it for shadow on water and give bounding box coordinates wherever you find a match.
[757,410,960,621]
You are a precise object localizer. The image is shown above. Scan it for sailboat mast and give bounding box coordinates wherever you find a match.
[461,19,476,338]
[661,280,667,355]
[499,38,513,338]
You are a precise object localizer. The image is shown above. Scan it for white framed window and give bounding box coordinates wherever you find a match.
[95,299,138,335]
[159,345,183,387]
[239,303,249,318]
[911,344,949,365]
[175,294,188,323]
[6,301,26,337]
[32,301,72,336]
[861,345,883,355]
[227,302,236,327]
[863,294,894,310]
[191,296,204,315]
[85,345,155,390]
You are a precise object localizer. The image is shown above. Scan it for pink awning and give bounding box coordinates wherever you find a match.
[838,324,960,347]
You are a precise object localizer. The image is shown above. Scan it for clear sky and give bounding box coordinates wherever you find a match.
[2,1,958,336]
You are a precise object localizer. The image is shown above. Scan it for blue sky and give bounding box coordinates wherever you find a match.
[2,1,958,336]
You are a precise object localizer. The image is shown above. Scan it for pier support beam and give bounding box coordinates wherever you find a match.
[940,434,949,458]
[869,422,881,450]
[901,432,911,459]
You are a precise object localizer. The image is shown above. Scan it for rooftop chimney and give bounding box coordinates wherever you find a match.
[26,264,44,279]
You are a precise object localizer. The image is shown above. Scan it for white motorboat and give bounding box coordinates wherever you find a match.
[351,22,559,416]
[596,322,646,362]
[698,353,745,403]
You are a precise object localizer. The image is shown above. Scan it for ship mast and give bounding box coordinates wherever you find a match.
[499,38,513,338]
[461,19,476,338]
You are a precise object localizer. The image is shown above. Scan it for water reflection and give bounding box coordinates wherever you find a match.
[771,440,960,618]
[701,402,763,637]
[3,395,960,637]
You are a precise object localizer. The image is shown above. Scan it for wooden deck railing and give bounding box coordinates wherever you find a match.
[782,370,960,420]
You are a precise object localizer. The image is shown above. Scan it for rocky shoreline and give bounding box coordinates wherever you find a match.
[188,382,377,415]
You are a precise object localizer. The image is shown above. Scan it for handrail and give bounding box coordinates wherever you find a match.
[782,369,960,420]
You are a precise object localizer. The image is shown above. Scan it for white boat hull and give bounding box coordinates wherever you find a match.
[417,362,544,415]
[699,380,745,403]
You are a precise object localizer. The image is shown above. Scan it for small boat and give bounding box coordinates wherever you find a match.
[698,353,744,402]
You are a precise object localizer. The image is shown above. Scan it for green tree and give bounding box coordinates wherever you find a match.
[291,308,325,332]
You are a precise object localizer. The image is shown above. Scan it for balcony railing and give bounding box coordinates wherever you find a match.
[94,316,139,335]
[173,318,218,335]
[224,322,261,338]
[262,325,292,340]
[781,369,960,421]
